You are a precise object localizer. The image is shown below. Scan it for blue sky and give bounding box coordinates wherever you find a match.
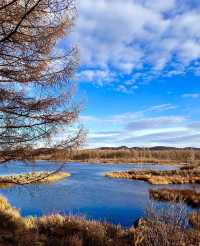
[65,0,200,148]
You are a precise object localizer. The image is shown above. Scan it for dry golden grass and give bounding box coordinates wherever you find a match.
[150,188,200,208]
[189,212,200,230]
[0,196,199,245]
[0,171,70,188]
[0,196,135,246]
[0,196,25,232]
[105,168,200,185]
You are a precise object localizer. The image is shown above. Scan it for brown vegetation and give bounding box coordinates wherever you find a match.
[150,188,200,208]
[134,203,200,246]
[189,212,200,230]
[0,196,135,246]
[2,147,200,166]
[0,171,70,188]
[0,196,199,245]
[70,148,200,165]
[40,147,200,165]
[105,168,200,184]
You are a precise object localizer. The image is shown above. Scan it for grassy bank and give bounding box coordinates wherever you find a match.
[0,196,199,245]
[0,196,135,246]
[105,168,200,184]
[71,158,183,165]
[150,188,200,208]
[0,171,70,188]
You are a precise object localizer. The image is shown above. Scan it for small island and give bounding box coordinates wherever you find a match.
[105,167,200,185]
[0,171,70,188]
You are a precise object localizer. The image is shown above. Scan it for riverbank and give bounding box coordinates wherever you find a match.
[0,171,70,188]
[0,195,134,246]
[69,158,186,165]
[150,188,200,208]
[105,168,200,184]
[0,196,199,246]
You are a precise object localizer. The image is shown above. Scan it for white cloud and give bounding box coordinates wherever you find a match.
[79,115,99,123]
[81,112,143,127]
[86,120,200,148]
[147,104,177,112]
[77,69,115,85]
[182,93,200,98]
[116,85,129,94]
[143,0,176,12]
[80,105,200,147]
[68,0,200,89]
[126,116,185,131]
[52,102,200,148]
[81,104,178,126]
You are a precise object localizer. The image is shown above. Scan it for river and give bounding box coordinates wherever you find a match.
[0,161,196,227]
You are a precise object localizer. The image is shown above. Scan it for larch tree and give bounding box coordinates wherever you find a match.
[0,0,84,164]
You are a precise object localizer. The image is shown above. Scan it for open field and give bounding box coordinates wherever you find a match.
[0,171,70,188]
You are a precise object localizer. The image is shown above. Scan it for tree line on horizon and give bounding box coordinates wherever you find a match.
[45,147,199,164]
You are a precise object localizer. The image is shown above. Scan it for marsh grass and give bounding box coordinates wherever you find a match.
[134,202,200,246]
[0,196,200,245]
[105,168,200,184]
[189,211,200,230]
[0,171,70,188]
[150,188,200,208]
[0,196,135,246]
[48,148,200,166]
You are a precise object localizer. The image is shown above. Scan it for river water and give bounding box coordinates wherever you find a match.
[0,161,196,227]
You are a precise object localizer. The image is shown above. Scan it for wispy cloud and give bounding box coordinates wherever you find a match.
[147,104,177,112]
[81,104,177,125]
[77,69,116,86]
[188,121,200,129]
[182,93,200,98]
[116,84,139,94]
[126,116,184,131]
[80,107,200,148]
[80,112,143,125]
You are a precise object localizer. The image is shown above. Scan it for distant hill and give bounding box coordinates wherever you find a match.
[94,146,200,151]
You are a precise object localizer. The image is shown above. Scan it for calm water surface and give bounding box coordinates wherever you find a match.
[0,161,196,227]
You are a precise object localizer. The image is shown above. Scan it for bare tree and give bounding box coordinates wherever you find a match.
[0,0,84,164]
